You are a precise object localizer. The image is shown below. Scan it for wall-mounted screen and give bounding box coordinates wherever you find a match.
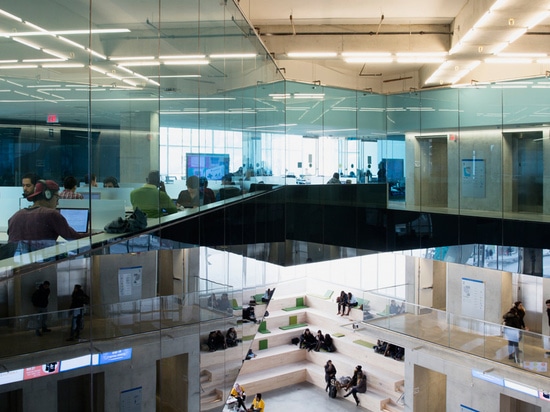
[186,153,230,181]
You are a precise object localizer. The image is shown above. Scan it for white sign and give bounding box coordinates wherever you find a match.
[462,277,484,318]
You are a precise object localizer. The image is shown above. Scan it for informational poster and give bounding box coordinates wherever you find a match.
[120,386,142,412]
[461,278,485,318]
[118,266,143,302]
[461,158,485,198]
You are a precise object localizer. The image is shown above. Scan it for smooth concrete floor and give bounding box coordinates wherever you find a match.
[258,381,373,412]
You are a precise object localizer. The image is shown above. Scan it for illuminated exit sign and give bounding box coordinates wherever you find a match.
[47,114,58,123]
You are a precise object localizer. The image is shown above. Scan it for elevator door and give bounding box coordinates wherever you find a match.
[418,137,448,207]
[510,132,543,213]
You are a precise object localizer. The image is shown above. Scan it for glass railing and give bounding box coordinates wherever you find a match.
[0,290,235,360]
[362,291,550,378]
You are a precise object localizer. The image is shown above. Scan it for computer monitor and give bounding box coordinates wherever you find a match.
[186,153,229,181]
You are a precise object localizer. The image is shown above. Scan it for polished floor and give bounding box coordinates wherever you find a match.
[257,381,373,412]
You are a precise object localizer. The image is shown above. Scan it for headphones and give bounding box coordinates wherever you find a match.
[36,180,53,200]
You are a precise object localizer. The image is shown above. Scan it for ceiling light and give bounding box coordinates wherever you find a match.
[42,63,85,68]
[87,49,107,60]
[160,54,206,60]
[0,60,18,64]
[109,56,155,61]
[287,52,338,58]
[209,53,257,59]
[118,61,161,67]
[0,9,23,22]
[42,49,69,60]
[526,11,550,29]
[485,57,533,64]
[0,65,38,69]
[341,52,391,57]
[344,57,393,63]
[163,60,210,65]
[12,37,41,50]
[23,58,65,63]
[506,28,527,44]
[57,36,85,50]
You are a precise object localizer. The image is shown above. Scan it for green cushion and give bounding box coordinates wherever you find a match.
[282,305,308,312]
[279,323,307,330]
[258,320,271,334]
[289,315,298,325]
[296,297,305,306]
[332,332,345,338]
[259,339,268,350]
[353,339,375,349]
[231,299,242,310]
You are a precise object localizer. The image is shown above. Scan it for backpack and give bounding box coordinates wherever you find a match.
[104,208,147,233]
[329,378,337,398]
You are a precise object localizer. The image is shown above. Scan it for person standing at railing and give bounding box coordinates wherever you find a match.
[31,280,51,336]
[503,306,522,363]
[67,284,89,341]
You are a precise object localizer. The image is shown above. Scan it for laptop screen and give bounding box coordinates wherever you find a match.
[80,192,101,200]
[58,208,90,233]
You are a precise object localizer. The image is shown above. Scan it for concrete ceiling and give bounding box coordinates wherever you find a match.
[1,1,550,131]
[238,0,550,93]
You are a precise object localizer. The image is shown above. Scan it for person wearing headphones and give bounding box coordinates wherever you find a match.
[7,180,88,247]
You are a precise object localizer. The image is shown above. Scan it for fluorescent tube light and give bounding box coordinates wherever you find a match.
[42,63,85,68]
[12,37,41,50]
[109,56,155,61]
[118,61,161,67]
[57,36,86,50]
[287,52,337,58]
[344,57,392,63]
[209,53,257,58]
[163,60,210,65]
[160,55,206,59]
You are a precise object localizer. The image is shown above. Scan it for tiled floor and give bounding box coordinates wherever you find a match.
[256,381,373,411]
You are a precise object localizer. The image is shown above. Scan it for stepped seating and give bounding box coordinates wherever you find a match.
[235,293,405,411]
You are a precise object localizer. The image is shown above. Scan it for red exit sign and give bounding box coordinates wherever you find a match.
[47,114,58,123]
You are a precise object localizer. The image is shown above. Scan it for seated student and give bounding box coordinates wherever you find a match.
[8,180,89,251]
[322,333,335,352]
[336,291,348,316]
[389,299,405,315]
[230,383,247,411]
[248,393,265,412]
[216,174,241,200]
[82,173,98,188]
[345,292,358,315]
[177,176,200,208]
[199,177,216,205]
[261,288,273,303]
[103,176,119,188]
[207,293,219,309]
[226,327,238,347]
[326,172,341,184]
[207,331,218,352]
[299,328,317,351]
[215,330,226,350]
[343,366,366,406]
[313,329,325,352]
[22,172,41,200]
[342,365,362,391]
[130,170,177,218]
[59,176,84,199]
[218,293,231,312]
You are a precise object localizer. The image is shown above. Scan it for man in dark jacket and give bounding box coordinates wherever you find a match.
[67,284,89,341]
[32,280,51,336]
[503,307,522,362]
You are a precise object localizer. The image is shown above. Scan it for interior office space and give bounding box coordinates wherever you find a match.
[2,0,550,411]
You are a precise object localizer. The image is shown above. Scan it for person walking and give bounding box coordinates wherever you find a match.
[67,284,89,341]
[32,280,51,336]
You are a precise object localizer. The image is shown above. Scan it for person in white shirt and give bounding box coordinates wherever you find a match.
[345,292,358,315]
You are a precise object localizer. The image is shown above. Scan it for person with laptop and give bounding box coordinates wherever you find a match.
[59,176,84,199]
[7,180,88,249]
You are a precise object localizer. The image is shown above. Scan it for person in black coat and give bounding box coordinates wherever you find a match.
[67,284,89,341]
[503,307,522,362]
[324,360,337,392]
[32,280,51,336]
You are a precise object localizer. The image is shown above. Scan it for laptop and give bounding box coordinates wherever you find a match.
[80,192,101,200]
[58,208,90,233]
